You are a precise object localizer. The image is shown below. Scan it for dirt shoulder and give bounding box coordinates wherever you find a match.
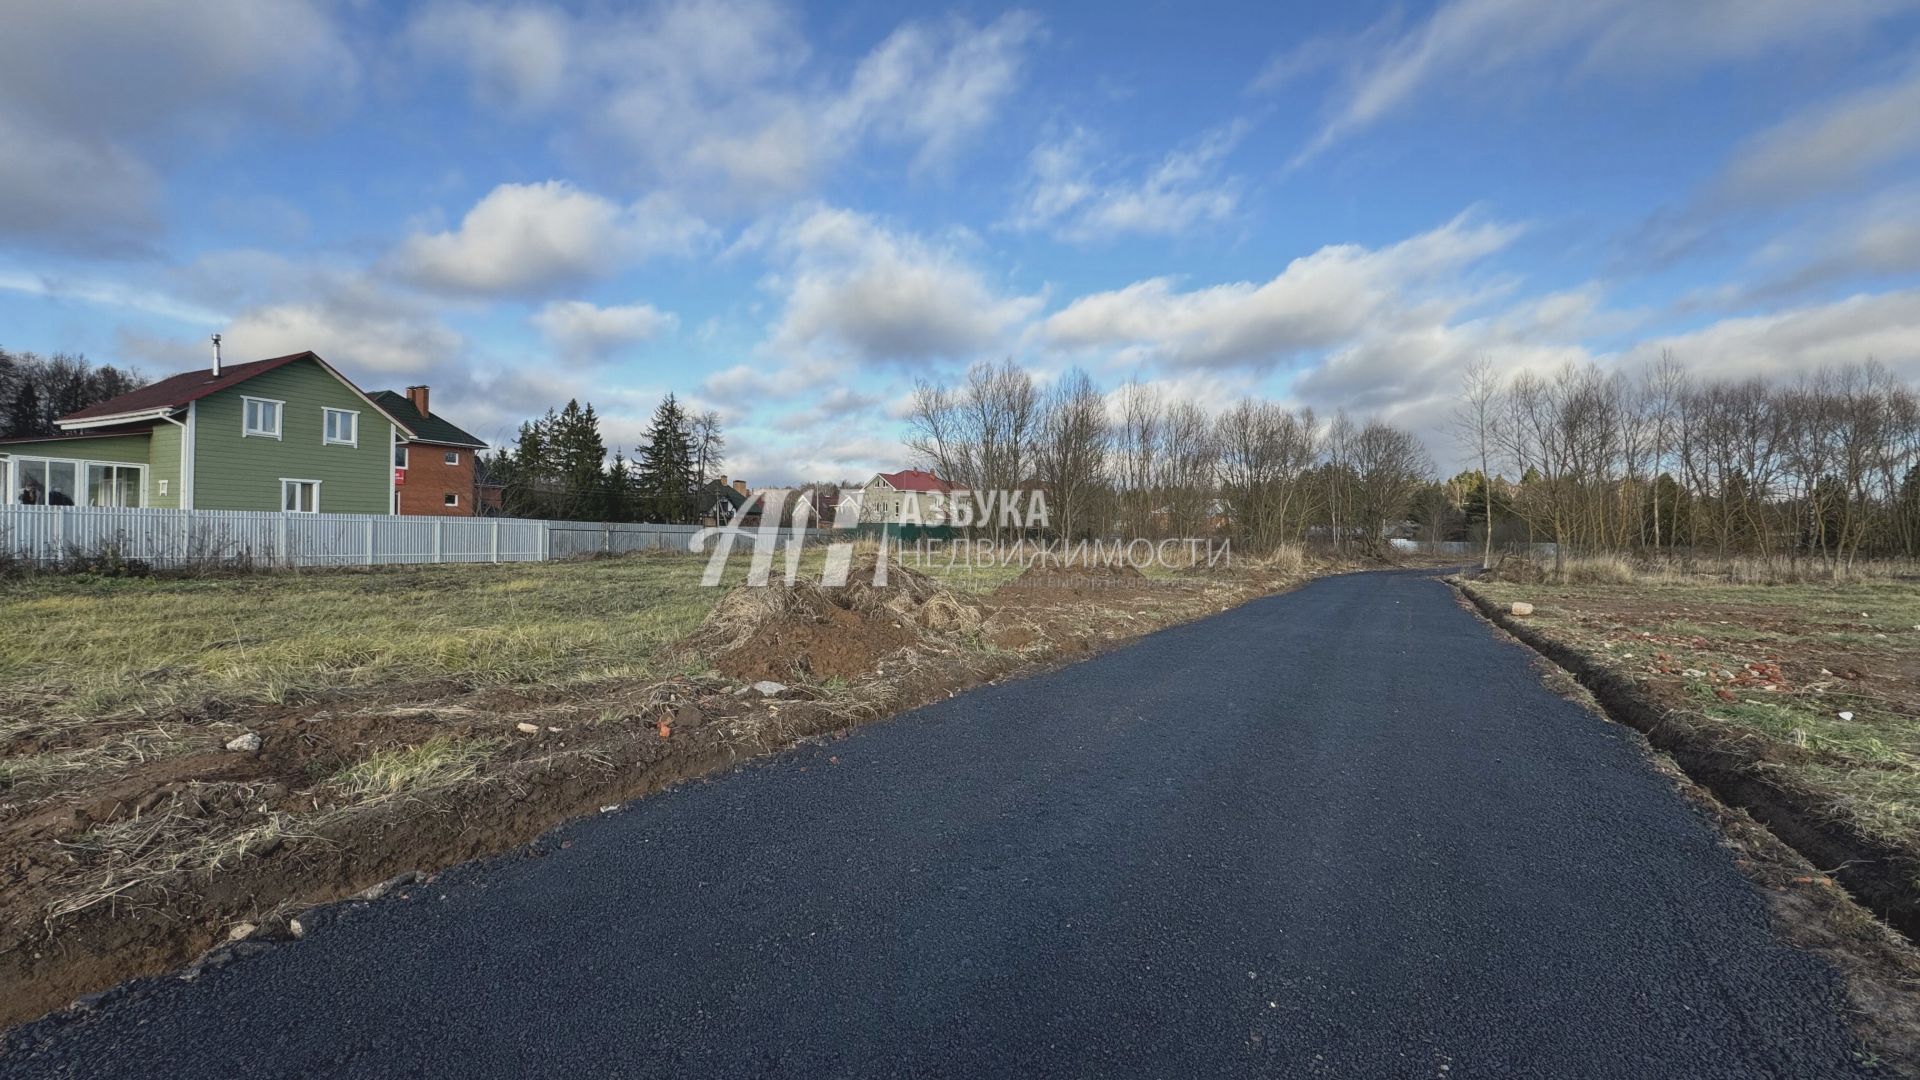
[0,548,1341,1031]
[1458,575,1920,938]
[1456,573,1920,1073]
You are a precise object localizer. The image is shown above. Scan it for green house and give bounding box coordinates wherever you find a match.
[0,352,420,514]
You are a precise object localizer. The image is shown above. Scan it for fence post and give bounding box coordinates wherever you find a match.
[540,520,550,562]
[54,507,66,557]
[276,513,289,567]
[491,519,500,563]
[432,519,443,563]
[365,518,375,566]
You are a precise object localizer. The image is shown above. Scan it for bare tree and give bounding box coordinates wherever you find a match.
[1452,356,1501,569]
[1349,420,1432,553]
[1113,380,1162,538]
[906,359,1039,538]
[691,409,726,485]
[1034,368,1110,540]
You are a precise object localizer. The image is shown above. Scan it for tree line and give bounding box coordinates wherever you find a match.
[0,349,145,438]
[1450,355,1920,571]
[480,394,727,523]
[906,360,1434,554]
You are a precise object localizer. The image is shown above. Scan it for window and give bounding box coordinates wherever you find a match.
[8,457,143,507]
[443,492,460,507]
[323,408,358,446]
[443,451,460,466]
[243,397,283,438]
[85,464,143,507]
[394,443,409,468]
[11,457,79,505]
[281,479,320,513]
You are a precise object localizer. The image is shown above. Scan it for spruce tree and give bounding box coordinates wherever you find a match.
[635,393,697,523]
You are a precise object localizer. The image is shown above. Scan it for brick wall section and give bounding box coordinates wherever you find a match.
[396,442,477,516]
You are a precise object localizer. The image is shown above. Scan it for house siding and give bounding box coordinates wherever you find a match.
[396,443,478,516]
[192,358,392,514]
[147,423,182,508]
[0,433,151,465]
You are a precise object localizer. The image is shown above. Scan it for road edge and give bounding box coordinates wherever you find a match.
[1451,575,1920,1077]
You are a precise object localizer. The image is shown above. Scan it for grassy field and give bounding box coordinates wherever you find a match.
[0,557,725,728]
[1471,574,1920,853]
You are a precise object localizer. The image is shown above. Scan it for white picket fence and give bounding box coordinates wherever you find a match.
[545,521,707,558]
[1,506,540,568]
[0,506,842,570]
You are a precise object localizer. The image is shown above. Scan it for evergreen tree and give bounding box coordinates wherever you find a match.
[604,451,636,522]
[551,399,608,520]
[635,393,698,523]
[8,381,40,439]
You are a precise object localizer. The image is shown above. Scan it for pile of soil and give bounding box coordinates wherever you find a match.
[680,555,987,683]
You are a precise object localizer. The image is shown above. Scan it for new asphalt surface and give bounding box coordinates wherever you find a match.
[0,569,1879,1078]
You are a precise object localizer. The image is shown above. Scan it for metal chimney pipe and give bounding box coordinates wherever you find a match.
[210,333,223,377]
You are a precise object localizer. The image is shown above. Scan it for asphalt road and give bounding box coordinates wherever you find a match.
[0,569,1878,1078]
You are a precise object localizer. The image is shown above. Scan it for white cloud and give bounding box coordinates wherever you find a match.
[0,266,225,326]
[0,0,355,253]
[831,12,1045,172]
[222,300,464,377]
[534,300,677,361]
[1041,212,1522,369]
[1717,61,1920,205]
[390,182,711,296]
[1009,124,1244,242]
[0,116,159,255]
[411,2,1041,202]
[725,433,902,487]
[1628,288,1920,384]
[767,205,1042,364]
[407,3,572,111]
[1298,0,1908,159]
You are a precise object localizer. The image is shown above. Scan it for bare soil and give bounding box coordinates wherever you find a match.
[0,551,1321,1031]
[1456,581,1920,1075]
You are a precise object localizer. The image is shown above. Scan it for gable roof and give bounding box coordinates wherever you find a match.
[873,468,954,493]
[369,391,488,449]
[56,351,419,437]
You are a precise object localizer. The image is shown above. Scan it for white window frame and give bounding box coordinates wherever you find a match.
[84,461,148,508]
[443,450,460,465]
[280,478,321,513]
[322,407,359,447]
[5,454,145,507]
[443,492,460,507]
[242,396,284,439]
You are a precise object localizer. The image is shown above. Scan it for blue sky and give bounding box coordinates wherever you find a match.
[5,0,1920,483]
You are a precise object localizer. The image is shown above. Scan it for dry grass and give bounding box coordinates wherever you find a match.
[0,725,204,797]
[1473,574,1920,857]
[1250,543,1308,578]
[325,735,501,804]
[0,557,730,726]
[49,785,313,922]
[1503,551,1918,587]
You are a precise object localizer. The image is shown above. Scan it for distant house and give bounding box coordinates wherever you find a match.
[859,469,963,525]
[371,386,489,516]
[1,351,404,514]
[0,352,490,517]
[699,476,755,526]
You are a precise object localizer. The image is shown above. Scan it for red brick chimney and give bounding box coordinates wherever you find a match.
[732,479,748,496]
[406,385,430,416]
